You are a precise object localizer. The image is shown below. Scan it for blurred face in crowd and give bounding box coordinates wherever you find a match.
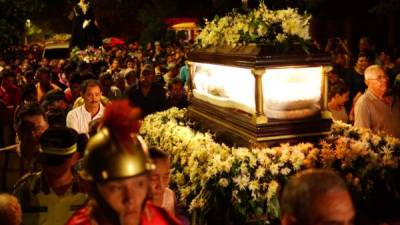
[359,38,371,52]
[1,76,13,90]
[21,60,30,73]
[70,83,81,99]
[24,114,49,139]
[311,189,355,225]
[331,91,349,108]
[36,72,51,88]
[115,50,123,58]
[146,42,153,50]
[115,76,126,91]
[99,75,113,90]
[126,73,137,86]
[328,71,339,85]
[97,174,149,225]
[47,99,68,112]
[170,82,184,99]
[149,158,170,202]
[355,56,369,72]
[110,59,120,71]
[365,67,389,97]
[49,59,58,68]
[139,70,154,87]
[40,58,49,68]
[19,114,49,158]
[333,53,346,67]
[82,85,102,109]
[127,61,136,70]
[42,154,77,179]
[57,59,66,70]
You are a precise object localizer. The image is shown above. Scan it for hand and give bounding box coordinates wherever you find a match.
[82,19,91,29]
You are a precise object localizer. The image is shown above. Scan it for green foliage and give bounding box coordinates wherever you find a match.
[137,0,175,44]
[0,0,44,48]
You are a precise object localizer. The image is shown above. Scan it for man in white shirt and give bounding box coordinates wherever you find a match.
[66,79,104,135]
[354,65,400,138]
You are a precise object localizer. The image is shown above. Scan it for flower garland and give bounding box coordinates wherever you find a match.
[140,108,400,224]
[70,46,105,63]
[196,1,311,48]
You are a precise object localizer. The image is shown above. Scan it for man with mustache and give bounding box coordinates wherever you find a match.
[66,79,104,135]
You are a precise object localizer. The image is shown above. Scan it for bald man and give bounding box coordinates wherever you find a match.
[354,65,400,137]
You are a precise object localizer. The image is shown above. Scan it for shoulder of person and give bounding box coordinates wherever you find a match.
[153,83,166,92]
[13,171,41,191]
[73,97,85,108]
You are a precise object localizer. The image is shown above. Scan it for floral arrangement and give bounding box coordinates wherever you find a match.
[140,108,400,224]
[196,1,311,48]
[70,46,105,63]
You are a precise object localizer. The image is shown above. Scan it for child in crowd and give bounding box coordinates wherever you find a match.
[148,147,177,216]
[328,81,350,123]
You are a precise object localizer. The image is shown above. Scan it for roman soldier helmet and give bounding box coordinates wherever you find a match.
[81,127,154,182]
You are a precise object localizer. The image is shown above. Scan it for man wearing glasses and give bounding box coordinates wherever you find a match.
[354,65,400,138]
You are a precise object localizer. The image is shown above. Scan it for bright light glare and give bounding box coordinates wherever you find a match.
[193,63,255,113]
[192,63,322,115]
[263,67,322,110]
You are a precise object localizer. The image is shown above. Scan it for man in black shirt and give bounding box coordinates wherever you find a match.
[125,64,167,118]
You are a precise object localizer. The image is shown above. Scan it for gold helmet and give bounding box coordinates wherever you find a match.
[82,127,154,182]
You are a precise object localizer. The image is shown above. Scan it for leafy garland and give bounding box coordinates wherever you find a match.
[140,108,400,224]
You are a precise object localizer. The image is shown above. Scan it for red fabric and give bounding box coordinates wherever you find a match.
[103,37,125,47]
[64,88,75,104]
[102,99,141,143]
[65,207,91,225]
[164,18,198,26]
[0,85,21,108]
[141,202,183,225]
[66,202,182,225]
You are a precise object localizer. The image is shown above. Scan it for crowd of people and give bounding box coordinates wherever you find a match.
[0,40,191,225]
[325,36,400,138]
[0,34,399,225]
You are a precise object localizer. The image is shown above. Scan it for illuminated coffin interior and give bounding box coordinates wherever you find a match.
[192,63,323,119]
[188,45,332,146]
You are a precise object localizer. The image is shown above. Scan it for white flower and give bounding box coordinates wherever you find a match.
[189,196,206,212]
[269,163,280,175]
[218,178,229,188]
[267,180,279,200]
[280,167,291,176]
[175,172,185,185]
[180,186,191,200]
[233,175,250,190]
[196,2,311,47]
[290,149,305,170]
[276,33,287,43]
[249,180,259,192]
[255,166,266,179]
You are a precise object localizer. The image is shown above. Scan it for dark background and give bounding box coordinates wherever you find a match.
[1,0,399,52]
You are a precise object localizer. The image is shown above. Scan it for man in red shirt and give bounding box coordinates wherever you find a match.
[0,69,21,112]
[0,69,21,146]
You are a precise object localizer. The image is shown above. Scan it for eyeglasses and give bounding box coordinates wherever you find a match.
[367,76,388,81]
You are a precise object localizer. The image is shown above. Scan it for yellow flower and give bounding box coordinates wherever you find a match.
[267,180,279,200]
[218,178,229,188]
[255,166,266,179]
[233,175,250,190]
